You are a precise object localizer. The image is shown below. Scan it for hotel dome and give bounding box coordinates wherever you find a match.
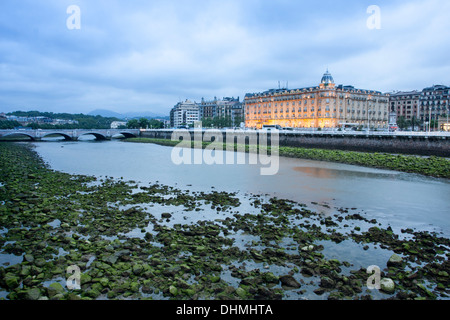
[321,69,334,85]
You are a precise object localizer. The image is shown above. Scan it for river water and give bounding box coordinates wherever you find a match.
[33,140,450,238]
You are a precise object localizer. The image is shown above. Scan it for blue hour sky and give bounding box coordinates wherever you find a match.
[1,0,449,116]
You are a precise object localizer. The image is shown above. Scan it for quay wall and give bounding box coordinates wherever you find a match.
[140,130,450,157]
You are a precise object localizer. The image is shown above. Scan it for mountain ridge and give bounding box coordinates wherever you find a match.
[88,109,166,119]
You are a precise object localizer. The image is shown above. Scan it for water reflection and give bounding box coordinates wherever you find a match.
[293,166,398,179]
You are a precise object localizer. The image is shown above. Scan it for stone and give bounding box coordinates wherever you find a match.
[5,273,20,289]
[26,288,41,300]
[34,258,46,267]
[67,293,82,300]
[320,277,335,289]
[263,272,279,283]
[132,264,143,275]
[169,285,178,296]
[301,245,314,252]
[49,282,64,294]
[236,287,247,299]
[380,278,395,293]
[161,213,172,219]
[387,254,403,267]
[279,275,301,288]
[23,254,34,263]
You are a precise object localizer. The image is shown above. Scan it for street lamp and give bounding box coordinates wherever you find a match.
[429,106,432,133]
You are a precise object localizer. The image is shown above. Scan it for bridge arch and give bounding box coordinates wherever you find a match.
[119,131,138,138]
[77,132,108,140]
[1,132,35,141]
[41,132,73,141]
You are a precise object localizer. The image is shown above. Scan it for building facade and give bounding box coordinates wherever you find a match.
[197,97,243,127]
[389,90,421,122]
[244,70,389,129]
[419,85,449,130]
[170,99,200,128]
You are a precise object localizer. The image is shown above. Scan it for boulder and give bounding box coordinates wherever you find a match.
[387,254,403,267]
[279,275,301,288]
[23,254,34,263]
[320,277,335,289]
[47,282,65,298]
[380,278,395,293]
[169,285,178,296]
[26,288,41,300]
[5,273,20,289]
[236,287,247,299]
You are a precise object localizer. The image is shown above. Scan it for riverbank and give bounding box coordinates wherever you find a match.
[0,142,449,300]
[123,137,450,179]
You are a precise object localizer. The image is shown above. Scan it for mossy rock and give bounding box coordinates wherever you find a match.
[26,288,41,300]
[169,285,178,296]
[4,273,20,289]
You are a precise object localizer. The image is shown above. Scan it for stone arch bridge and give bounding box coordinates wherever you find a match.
[0,129,140,141]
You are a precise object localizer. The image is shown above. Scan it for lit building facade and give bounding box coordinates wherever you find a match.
[244,70,389,129]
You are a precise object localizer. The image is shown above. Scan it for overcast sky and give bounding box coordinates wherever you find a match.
[1,0,449,116]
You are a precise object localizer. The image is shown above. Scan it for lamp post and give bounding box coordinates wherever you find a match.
[429,106,432,133]
[447,104,449,132]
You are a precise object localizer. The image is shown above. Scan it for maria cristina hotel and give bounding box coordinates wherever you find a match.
[244,70,390,129]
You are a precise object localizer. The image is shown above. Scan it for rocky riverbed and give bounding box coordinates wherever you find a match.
[0,142,449,300]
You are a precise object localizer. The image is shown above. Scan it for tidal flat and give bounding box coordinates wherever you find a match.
[0,142,449,300]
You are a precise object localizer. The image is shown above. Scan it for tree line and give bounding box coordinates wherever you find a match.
[1,111,165,130]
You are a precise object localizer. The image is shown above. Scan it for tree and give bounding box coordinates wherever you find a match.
[148,119,164,129]
[127,119,139,129]
[397,116,408,130]
[0,120,21,129]
[138,118,150,129]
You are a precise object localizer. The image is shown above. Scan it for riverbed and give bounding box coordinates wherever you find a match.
[0,140,449,300]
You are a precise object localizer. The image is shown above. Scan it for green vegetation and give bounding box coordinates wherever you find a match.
[6,111,120,129]
[124,137,450,179]
[126,118,164,129]
[201,115,244,129]
[0,142,448,300]
[0,120,22,129]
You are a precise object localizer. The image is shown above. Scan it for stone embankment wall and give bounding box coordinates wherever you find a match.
[140,130,450,157]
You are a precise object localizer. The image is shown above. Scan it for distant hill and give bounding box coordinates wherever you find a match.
[88,109,167,119]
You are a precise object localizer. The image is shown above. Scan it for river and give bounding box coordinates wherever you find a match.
[33,139,450,238]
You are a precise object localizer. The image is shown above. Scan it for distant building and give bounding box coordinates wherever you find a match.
[169,97,244,128]
[244,70,389,129]
[0,113,6,120]
[438,116,450,131]
[170,99,200,128]
[389,90,421,122]
[419,85,450,130]
[110,121,128,129]
[200,96,243,127]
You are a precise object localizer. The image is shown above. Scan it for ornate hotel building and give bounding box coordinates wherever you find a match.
[244,70,389,129]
